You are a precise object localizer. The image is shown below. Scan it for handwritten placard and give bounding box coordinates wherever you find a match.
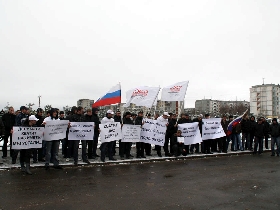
[12,126,44,149]
[100,122,122,143]
[68,122,95,140]
[44,120,69,141]
[202,118,226,140]
[122,124,141,142]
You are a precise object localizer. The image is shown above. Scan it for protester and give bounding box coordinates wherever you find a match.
[171,130,185,157]
[13,106,28,164]
[33,108,45,163]
[1,107,15,159]
[43,108,63,170]
[269,118,280,156]
[91,107,100,158]
[155,112,169,157]
[100,110,117,162]
[191,114,202,153]
[0,117,5,164]
[135,111,145,158]
[84,109,95,159]
[220,115,229,153]
[121,111,134,159]
[262,117,270,149]
[113,110,122,156]
[177,113,192,155]
[19,115,39,175]
[241,114,250,150]
[248,116,256,151]
[70,106,90,165]
[164,113,177,156]
[253,118,265,155]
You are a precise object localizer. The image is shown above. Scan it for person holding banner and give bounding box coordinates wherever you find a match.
[171,130,185,157]
[177,113,192,156]
[100,110,117,162]
[203,114,213,154]
[71,106,90,165]
[43,109,63,170]
[135,111,145,158]
[18,115,39,175]
[155,112,169,157]
[121,112,134,159]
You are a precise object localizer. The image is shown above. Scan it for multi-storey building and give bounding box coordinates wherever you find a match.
[195,99,249,116]
[77,99,94,110]
[250,84,280,118]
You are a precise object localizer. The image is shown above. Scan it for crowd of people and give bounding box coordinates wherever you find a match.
[0,105,280,175]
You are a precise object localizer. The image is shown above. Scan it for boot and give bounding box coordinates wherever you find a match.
[20,162,26,173]
[25,163,32,175]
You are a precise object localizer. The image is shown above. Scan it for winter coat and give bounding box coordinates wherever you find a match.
[1,113,16,131]
[254,123,264,138]
[269,123,280,137]
[241,119,250,133]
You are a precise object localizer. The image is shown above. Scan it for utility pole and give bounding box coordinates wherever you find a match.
[38,95,42,107]
[262,78,265,85]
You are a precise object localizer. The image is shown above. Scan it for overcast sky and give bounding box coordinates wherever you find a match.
[1,0,280,110]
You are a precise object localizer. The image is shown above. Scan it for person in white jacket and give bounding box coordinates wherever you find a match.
[43,108,63,170]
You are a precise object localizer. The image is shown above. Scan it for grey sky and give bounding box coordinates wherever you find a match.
[1,0,280,110]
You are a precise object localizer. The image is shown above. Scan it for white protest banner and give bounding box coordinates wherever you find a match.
[100,122,122,143]
[12,126,44,149]
[140,118,156,144]
[202,118,226,140]
[122,124,141,142]
[178,122,202,145]
[44,120,69,141]
[161,81,189,101]
[124,86,160,108]
[140,119,166,146]
[68,122,95,140]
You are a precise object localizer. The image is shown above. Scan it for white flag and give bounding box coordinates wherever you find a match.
[161,81,189,101]
[124,86,160,108]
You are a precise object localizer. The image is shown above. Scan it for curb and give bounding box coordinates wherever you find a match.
[0,150,272,170]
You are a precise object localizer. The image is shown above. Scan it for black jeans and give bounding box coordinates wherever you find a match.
[136,142,145,157]
[20,149,32,164]
[100,142,114,161]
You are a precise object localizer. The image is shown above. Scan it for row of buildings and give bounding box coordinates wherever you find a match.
[76,83,280,118]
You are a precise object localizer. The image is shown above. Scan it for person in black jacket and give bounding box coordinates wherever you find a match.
[91,107,101,158]
[19,115,40,175]
[164,113,177,156]
[32,108,45,163]
[113,111,122,156]
[0,117,5,164]
[269,118,280,156]
[66,106,77,160]
[13,106,28,164]
[248,116,256,150]
[135,111,145,158]
[241,114,250,150]
[171,130,184,157]
[71,106,89,165]
[84,109,95,159]
[1,107,16,159]
[262,117,270,149]
[253,118,265,155]
[121,112,134,159]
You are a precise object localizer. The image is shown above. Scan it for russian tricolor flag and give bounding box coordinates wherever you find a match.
[226,110,248,136]
[92,84,121,107]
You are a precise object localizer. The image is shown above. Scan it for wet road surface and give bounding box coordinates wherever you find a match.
[0,154,280,210]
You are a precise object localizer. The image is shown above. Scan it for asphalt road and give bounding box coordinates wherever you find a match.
[0,154,280,210]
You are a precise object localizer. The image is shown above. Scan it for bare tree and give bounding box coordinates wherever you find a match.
[44,104,52,112]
